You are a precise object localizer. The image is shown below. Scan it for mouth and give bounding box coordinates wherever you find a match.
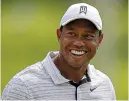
[70,50,87,56]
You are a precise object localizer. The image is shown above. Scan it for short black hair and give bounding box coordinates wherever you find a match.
[59,26,63,32]
[99,30,102,36]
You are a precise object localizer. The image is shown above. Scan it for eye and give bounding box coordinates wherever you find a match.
[83,34,95,40]
[67,32,76,37]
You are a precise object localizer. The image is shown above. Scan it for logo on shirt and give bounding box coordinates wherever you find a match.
[79,6,87,14]
[90,87,97,92]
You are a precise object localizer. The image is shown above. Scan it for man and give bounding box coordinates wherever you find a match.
[2,3,116,100]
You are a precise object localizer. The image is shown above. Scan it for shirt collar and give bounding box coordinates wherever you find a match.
[42,51,69,84]
[42,51,100,85]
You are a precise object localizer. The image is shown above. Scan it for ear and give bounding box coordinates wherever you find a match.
[56,29,61,41]
[98,33,104,47]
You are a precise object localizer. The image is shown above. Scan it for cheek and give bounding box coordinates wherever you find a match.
[60,38,71,53]
[88,38,98,47]
[91,41,98,49]
[86,41,98,57]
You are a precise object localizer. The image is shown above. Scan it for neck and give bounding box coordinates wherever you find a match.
[53,54,88,82]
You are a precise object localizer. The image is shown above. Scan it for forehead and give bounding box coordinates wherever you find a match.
[64,19,97,30]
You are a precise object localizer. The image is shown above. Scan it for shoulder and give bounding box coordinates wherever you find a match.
[88,64,115,90]
[89,64,112,83]
[11,61,50,85]
[96,69,115,91]
[2,61,50,100]
[88,64,116,99]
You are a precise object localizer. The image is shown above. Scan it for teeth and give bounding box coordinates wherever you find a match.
[71,50,85,55]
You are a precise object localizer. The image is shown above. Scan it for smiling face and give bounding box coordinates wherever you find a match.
[57,19,103,69]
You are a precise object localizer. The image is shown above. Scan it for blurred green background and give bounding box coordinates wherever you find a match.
[1,0,128,100]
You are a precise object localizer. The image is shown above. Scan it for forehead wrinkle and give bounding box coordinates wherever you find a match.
[65,20,97,31]
[65,24,74,30]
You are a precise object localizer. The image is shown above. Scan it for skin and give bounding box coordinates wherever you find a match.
[54,19,103,82]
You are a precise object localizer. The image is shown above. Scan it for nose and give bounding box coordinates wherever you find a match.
[73,40,85,48]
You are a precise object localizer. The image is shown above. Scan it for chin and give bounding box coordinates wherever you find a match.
[68,62,85,69]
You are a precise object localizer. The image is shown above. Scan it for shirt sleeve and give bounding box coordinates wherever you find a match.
[2,77,31,100]
[108,78,116,100]
[96,69,116,100]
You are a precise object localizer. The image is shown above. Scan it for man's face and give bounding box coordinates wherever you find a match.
[57,19,103,69]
